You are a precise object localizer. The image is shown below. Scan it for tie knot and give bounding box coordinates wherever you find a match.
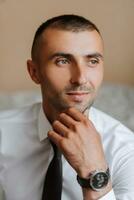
[51,141,61,159]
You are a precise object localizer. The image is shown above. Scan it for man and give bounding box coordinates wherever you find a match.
[0,15,134,200]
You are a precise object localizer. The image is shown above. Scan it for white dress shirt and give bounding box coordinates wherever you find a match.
[0,102,134,200]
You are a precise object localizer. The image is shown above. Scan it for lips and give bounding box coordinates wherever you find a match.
[66,91,89,102]
[66,91,89,95]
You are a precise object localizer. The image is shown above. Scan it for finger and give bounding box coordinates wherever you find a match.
[48,130,63,147]
[58,112,76,128]
[65,107,86,121]
[52,120,69,137]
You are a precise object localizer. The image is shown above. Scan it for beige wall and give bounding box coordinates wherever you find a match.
[0,0,134,91]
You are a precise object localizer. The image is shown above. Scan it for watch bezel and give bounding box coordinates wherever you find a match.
[90,170,109,191]
[77,168,110,191]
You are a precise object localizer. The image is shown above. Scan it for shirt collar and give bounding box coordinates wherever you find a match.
[38,104,52,141]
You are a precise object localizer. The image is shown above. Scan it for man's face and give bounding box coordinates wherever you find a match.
[31,28,104,113]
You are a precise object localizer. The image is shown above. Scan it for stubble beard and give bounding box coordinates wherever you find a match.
[49,90,95,114]
[43,84,96,122]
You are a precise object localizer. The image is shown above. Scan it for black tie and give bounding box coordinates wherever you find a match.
[42,141,62,200]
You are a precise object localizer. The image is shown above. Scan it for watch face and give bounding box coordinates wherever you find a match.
[90,171,109,191]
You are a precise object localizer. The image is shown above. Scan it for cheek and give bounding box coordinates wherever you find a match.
[40,68,69,93]
[87,67,104,88]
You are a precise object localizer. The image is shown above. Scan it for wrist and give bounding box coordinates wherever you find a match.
[77,163,108,179]
[82,181,112,200]
[77,167,111,200]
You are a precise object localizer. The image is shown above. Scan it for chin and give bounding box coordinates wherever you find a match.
[55,97,94,113]
[72,105,88,113]
[69,101,94,113]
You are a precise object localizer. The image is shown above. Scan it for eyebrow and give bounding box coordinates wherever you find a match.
[48,52,104,60]
[48,53,73,60]
[86,53,104,60]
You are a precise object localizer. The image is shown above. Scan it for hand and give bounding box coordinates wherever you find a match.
[48,107,107,178]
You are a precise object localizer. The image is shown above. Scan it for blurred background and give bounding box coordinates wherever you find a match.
[0,0,134,131]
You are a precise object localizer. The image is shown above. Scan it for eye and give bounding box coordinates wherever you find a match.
[55,58,70,66]
[88,58,99,67]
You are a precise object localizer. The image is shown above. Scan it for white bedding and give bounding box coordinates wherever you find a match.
[0,83,134,131]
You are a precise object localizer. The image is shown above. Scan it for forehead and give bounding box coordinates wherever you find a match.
[40,28,104,57]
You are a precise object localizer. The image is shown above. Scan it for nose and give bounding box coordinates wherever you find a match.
[70,63,88,85]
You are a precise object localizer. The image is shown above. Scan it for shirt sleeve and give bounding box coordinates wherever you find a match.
[99,125,134,199]
[99,189,116,200]
[111,149,134,200]
[109,124,134,200]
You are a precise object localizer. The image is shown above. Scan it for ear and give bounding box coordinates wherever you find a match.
[27,60,41,84]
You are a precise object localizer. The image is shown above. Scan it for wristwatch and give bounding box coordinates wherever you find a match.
[77,168,110,191]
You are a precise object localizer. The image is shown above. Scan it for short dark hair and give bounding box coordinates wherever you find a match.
[31,14,100,62]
